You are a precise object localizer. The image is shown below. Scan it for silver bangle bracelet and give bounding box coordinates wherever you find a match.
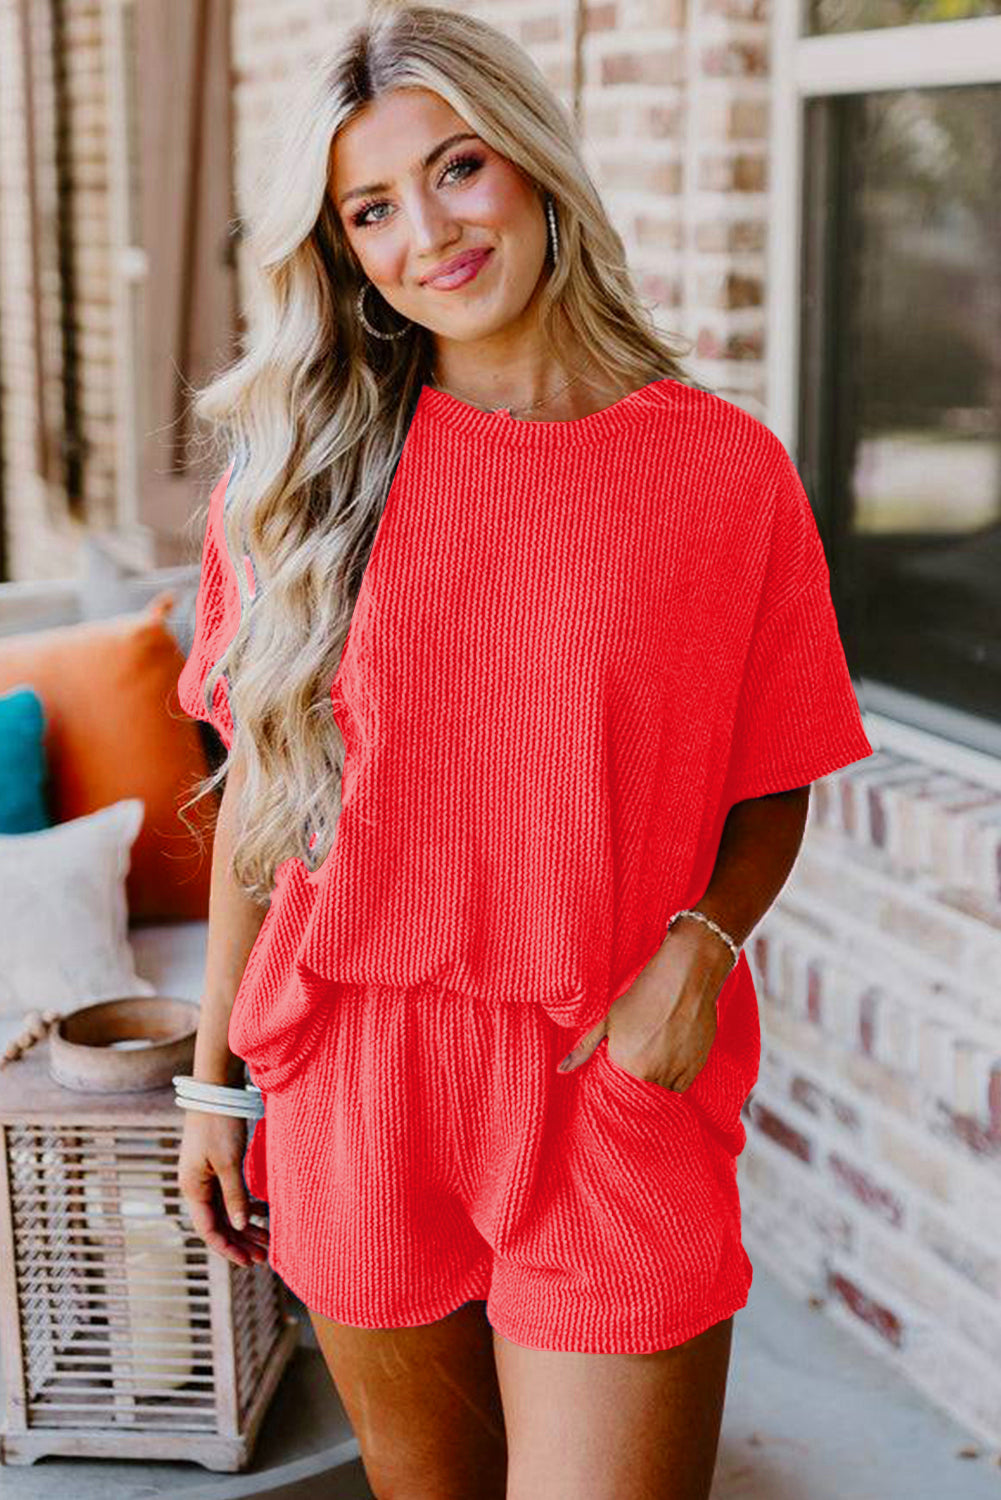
[665,908,741,966]
[172,1074,266,1121]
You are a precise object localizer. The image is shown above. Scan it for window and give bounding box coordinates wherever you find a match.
[774,10,1001,757]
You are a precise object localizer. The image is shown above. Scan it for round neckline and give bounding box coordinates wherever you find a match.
[416,375,679,447]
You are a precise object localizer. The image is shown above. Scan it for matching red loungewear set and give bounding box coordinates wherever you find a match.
[177,377,875,1353]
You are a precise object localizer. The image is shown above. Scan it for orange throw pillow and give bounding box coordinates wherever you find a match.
[0,593,217,922]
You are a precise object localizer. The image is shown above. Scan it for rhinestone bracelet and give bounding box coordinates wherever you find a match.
[664,908,741,967]
[172,1074,266,1121]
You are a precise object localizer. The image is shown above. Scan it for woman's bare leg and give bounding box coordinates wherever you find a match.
[308,1297,508,1500]
[495,1313,734,1500]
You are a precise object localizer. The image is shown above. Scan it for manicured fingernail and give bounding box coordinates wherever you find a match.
[233,1210,247,1229]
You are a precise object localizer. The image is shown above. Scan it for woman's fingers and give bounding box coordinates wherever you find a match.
[181,1164,224,1242]
[217,1162,250,1230]
[178,1125,271,1265]
[557,1018,608,1073]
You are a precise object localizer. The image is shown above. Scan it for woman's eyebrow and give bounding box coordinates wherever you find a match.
[337,132,482,207]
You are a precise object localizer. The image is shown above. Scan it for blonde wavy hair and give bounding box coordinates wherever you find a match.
[180,0,706,904]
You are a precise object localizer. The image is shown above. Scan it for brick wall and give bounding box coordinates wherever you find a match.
[742,752,1001,1444]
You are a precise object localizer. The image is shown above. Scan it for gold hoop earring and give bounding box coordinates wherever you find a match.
[356,281,411,340]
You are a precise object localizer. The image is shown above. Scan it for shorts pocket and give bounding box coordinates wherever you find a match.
[592,1034,690,1113]
[684,1002,761,1157]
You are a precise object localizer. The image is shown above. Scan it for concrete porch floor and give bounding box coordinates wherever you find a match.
[4,1258,998,1499]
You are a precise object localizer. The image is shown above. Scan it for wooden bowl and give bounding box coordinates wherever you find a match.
[48,996,200,1093]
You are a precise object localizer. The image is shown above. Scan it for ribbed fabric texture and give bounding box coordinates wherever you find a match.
[178,376,874,1079]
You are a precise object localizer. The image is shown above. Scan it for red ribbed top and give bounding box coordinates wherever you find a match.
[179,378,875,1094]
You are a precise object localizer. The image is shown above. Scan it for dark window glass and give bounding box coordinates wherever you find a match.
[805,0,1001,35]
[799,85,1001,739]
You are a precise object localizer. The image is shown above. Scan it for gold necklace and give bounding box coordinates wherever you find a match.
[429,362,594,417]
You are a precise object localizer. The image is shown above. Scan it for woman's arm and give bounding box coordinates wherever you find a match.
[676,784,811,974]
[179,749,271,1267]
[191,748,271,1087]
[560,786,811,1084]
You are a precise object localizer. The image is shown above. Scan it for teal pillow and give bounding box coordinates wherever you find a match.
[0,685,51,833]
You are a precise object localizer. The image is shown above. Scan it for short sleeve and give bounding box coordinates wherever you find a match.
[177,459,241,753]
[721,441,875,806]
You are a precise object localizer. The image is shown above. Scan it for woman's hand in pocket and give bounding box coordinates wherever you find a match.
[558,922,734,1090]
[178,1110,270,1266]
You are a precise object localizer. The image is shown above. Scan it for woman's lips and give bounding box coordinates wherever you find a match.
[423,248,494,290]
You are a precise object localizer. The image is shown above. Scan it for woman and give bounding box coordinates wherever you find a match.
[175,6,874,1497]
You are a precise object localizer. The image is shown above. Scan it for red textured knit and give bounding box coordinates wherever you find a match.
[178,378,875,1345]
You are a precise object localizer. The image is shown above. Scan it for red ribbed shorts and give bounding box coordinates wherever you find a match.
[241,982,756,1355]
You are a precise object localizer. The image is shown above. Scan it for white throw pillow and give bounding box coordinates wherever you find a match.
[0,798,155,1017]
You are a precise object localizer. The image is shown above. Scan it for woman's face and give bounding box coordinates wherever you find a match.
[329,87,549,346]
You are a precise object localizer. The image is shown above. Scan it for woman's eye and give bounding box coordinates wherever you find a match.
[351,197,390,228]
[441,153,483,186]
[350,153,484,229]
